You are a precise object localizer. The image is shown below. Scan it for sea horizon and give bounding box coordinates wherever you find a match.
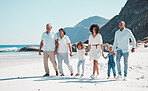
[0,45,40,52]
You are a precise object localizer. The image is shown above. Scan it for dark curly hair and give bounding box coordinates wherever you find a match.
[90,24,100,34]
[59,28,66,35]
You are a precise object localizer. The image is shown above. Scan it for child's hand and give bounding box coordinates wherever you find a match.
[112,52,115,55]
[85,53,88,56]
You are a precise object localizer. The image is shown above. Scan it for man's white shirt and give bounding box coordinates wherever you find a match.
[41,31,57,51]
[112,28,136,53]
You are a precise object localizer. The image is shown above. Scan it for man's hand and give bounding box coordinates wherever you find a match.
[54,50,57,55]
[112,51,115,55]
[70,52,73,56]
[131,48,135,53]
[39,40,43,55]
[39,50,41,55]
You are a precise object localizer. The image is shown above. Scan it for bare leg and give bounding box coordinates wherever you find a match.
[95,60,99,75]
[93,60,96,74]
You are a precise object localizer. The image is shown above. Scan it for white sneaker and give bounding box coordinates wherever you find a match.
[116,75,122,80]
[95,74,99,79]
[123,76,127,81]
[90,74,95,79]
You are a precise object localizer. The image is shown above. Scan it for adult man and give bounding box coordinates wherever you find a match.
[112,21,136,80]
[39,23,58,77]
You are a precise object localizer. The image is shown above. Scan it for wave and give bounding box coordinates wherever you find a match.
[0,47,19,52]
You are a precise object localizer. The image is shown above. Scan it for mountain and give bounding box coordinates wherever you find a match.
[75,16,109,28]
[100,0,148,44]
[64,16,109,43]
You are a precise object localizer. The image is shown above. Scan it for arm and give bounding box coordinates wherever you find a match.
[100,34,104,56]
[86,35,91,56]
[68,43,73,56]
[129,30,136,52]
[85,44,91,56]
[101,44,104,56]
[103,54,108,59]
[54,33,58,54]
[55,39,59,55]
[66,36,73,56]
[112,32,117,55]
[39,40,43,55]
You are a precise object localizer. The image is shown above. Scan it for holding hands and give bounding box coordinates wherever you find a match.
[70,52,73,56]
[39,50,42,55]
[112,51,115,55]
[131,48,135,53]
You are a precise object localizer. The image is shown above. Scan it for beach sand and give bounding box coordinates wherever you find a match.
[0,46,148,91]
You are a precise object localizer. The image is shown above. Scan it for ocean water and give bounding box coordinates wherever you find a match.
[0,45,77,61]
[0,45,40,52]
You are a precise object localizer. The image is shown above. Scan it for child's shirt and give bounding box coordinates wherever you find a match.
[103,53,115,63]
[77,49,85,60]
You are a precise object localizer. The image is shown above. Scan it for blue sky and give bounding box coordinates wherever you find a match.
[0,0,127,45]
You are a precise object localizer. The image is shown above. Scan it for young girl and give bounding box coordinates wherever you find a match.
[85,24,104,79]
[75,41,86,77]
[103,46,116,79]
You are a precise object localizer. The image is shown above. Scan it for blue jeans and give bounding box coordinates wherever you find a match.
[57,53,73,74]
[116,50,129,77]
[77,60,85,74]
[108,62,116,77]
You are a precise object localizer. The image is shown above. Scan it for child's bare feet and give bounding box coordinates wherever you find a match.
[107,77,110,79]
[114,76,116,78]
[75,74,80,76]
[70,71,73,76]
[60,73,64,76]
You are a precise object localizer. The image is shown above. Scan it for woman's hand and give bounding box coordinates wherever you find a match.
[54,50,57,55]
[102,52,104,57]
[39,50,41,55]
[70,52,73,56]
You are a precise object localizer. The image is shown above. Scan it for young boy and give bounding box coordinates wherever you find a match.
[103,46,116,79]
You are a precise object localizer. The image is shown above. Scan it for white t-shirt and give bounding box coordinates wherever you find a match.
[41,31,57,51]
[77,49,85,60]
[58,35,71,53]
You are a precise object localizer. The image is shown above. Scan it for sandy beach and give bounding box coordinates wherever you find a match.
[0,46,148,91]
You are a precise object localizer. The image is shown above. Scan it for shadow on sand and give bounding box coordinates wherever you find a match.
[0,76,43,81]
[34,76,116,83]
[0,75,116,83]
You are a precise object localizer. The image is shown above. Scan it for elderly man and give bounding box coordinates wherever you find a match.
[112,21,136,80]
[39,23,58,77]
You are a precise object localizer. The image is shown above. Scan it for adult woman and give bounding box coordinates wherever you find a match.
[85,24,104,79]
[57,28,73,76]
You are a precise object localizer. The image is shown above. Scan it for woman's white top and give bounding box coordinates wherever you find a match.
[77,49,85,60]
[89,34,103,61]
[58,35,71,53]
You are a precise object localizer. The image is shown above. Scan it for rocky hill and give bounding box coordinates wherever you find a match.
[100,0,148,44]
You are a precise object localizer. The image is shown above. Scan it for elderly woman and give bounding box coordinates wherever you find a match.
[57,28,73,76]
